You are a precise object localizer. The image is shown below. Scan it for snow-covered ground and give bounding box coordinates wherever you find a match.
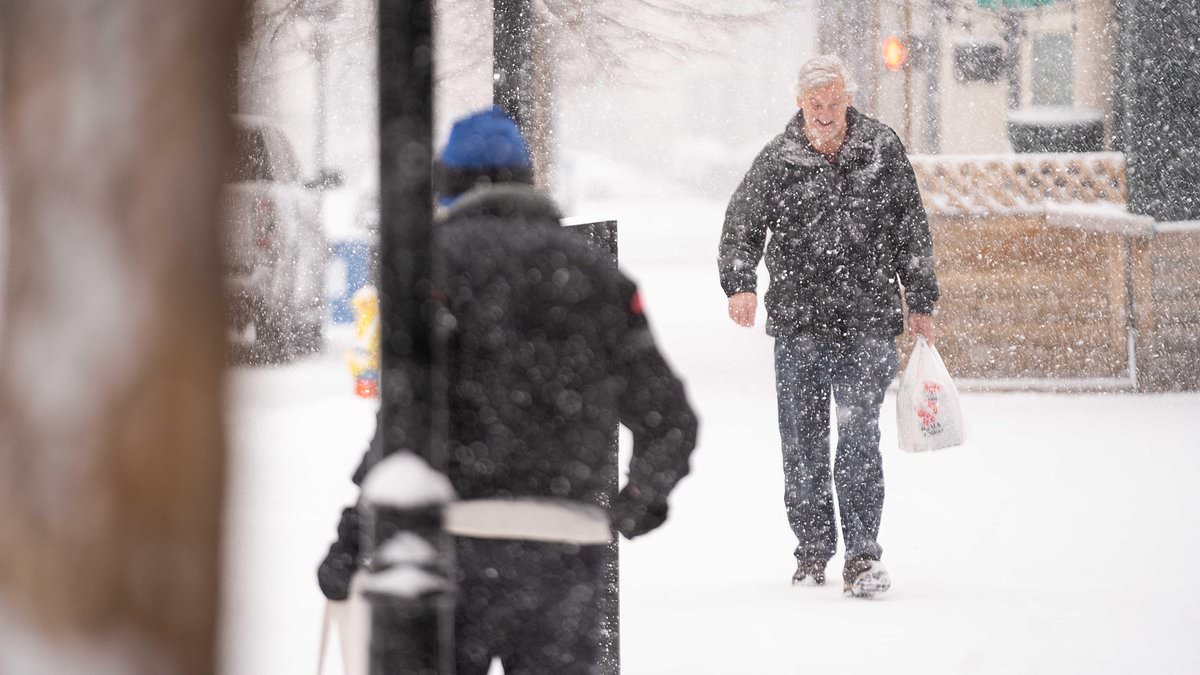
[219,198,1200,674]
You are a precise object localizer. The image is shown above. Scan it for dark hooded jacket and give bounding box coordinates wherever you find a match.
[718,107,939,337]
[319,184,697,600]
[429,183,697,507]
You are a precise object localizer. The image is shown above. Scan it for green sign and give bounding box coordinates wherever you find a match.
[977,0,1053,8]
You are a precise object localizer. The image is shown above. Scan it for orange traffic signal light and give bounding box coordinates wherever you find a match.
[882,35,909,71]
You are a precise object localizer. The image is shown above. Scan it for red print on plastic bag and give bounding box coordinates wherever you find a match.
[916,381,942,434]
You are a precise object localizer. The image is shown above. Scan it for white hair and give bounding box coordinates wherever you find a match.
[794,54,858,98]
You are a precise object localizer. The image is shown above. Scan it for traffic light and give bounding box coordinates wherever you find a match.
[882,35,909,71]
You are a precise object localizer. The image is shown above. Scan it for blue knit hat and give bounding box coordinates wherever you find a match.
[440,106,532,170]
[436,106,534,204]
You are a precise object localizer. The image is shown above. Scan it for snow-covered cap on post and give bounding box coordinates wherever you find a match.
[434,106,533,206]
[361,565,452,599]
[361,452,456,508]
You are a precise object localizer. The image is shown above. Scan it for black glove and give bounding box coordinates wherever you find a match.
[612,485,668,540]
[316,507,360,601]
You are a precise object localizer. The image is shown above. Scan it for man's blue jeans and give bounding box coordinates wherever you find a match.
[774,334,898,564]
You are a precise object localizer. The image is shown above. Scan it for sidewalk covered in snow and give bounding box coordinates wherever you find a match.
[220,198,1200,674]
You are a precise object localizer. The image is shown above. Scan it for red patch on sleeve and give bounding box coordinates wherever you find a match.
[629,292,644,315]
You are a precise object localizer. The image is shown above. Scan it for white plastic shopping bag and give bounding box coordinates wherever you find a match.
[318,571,369,675]
[897,336,965,452]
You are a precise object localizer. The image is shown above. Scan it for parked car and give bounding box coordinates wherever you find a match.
[223,114,334,362]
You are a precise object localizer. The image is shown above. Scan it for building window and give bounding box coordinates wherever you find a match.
[1031,32,1073,106]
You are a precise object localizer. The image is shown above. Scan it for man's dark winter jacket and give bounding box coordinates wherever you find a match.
[319,184,697,600]
[719,107,939,337]
[431,184,696,508]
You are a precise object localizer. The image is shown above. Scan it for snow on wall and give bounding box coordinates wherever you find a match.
[1006,106,1104,126]
[1155,220,1200,234]
[1043,201,1155,235]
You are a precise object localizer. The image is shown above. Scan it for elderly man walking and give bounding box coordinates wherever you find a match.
[718,55,939,597]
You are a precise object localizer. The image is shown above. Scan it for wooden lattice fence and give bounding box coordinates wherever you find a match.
[908,152,1200,391]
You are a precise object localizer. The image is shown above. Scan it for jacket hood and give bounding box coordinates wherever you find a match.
[439,183,562,226]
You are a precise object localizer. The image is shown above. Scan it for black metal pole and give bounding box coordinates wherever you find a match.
[1001,9,1020,109]
[493,0,533,132]
[565,220,621,675]
[378,0,435,464]
[1113,0,1133,155]
[924,0,943,154]
[374,1,451,673]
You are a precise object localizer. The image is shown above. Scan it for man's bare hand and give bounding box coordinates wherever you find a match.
[907,312,936,345]
[728,292,757,327]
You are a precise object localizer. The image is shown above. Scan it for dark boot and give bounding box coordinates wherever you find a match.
[791,560,827,586]
[843,557,890,597]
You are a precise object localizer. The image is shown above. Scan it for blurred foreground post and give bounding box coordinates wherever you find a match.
[359,454,456,674]
[565,219,621,675]
[377,0,436,469]
[376,0,448,672]
[0,1,240,673]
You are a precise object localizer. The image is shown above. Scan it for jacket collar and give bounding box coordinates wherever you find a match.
[439,183,562,226]
[781,107,873,166]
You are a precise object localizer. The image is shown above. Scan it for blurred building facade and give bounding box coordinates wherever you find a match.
[821,0,1118,156]
[819,0,1200,391]
[236,0,379,239]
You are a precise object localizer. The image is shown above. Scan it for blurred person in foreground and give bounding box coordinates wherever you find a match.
[318,107,698,673]
[718,55,939,597]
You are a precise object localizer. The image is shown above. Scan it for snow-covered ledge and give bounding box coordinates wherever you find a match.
[1043,202,1155,236]
[1154,219,1200,234]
